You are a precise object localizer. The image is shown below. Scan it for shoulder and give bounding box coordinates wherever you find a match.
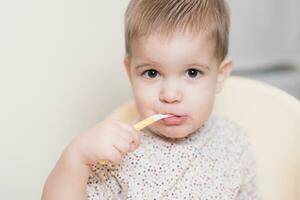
[203,115,258,191]
[210,114,250,144]
[207,114,252,160]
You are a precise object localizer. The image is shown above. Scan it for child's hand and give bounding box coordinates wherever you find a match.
[65,119,141,166]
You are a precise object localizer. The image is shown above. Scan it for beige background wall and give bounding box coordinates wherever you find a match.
[0,1,131,199]
[0,0,299,199]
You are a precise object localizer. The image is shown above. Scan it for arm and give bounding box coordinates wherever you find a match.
[42,119,140,200]
[42,144,91,200]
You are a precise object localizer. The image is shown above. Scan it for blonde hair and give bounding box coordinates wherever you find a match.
[125,0,230,62]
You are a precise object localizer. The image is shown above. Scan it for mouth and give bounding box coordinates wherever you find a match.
[160,112,187,126]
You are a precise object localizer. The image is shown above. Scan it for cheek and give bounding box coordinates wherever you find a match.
[132,80,159,116]
[186,77,217,102]
[187,92,214,117]
[185,79,217,117]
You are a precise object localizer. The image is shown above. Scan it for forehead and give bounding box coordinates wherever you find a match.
[130,31,216,66]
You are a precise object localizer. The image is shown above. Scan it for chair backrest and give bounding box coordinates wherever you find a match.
[107,76,300,200]
[213,76,300,200]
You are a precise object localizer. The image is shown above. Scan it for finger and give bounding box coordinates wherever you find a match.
[117,129,140,152]
[117,122,141,146]
[112,137,131,154]
[128,142,138,152]
[106,146,123,164]
[116,122,137,133]
[117,129,133,144]
[131,129,141,147]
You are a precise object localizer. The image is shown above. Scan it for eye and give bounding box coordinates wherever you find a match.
[185,68,203,78]
[142,69,160,78]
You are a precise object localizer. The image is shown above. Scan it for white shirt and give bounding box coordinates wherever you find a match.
[86,114,259,200]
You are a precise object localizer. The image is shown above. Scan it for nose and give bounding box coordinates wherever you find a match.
[159,79,182,104]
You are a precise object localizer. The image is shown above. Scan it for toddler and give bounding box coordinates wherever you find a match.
[42,0,259,199]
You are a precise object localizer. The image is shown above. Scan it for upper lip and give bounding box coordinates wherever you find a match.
[160,112,185,117]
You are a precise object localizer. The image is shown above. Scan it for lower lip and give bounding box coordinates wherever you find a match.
[161,115,187,125]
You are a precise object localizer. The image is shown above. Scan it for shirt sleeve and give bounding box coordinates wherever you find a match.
[236,131,260,200]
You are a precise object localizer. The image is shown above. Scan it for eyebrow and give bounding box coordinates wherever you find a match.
[134,62,160,70]
[186,63,211,71]
[134,62,211,71]
[135,64,151,69]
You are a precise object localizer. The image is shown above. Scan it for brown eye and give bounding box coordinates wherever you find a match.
[186,68,202,78]
[142,69,159,78]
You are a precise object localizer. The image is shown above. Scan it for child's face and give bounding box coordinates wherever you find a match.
[125,31,232,138]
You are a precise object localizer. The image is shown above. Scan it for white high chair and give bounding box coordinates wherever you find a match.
[106,76,300,200]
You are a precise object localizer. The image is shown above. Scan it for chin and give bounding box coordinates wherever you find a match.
[150,125,193,139]
[163,133,189,139]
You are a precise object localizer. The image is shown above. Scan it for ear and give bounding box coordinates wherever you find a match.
[215,57,233,93]
[124,56,133,84]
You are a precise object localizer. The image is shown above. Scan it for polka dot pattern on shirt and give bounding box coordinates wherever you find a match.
[86,114,260,200]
